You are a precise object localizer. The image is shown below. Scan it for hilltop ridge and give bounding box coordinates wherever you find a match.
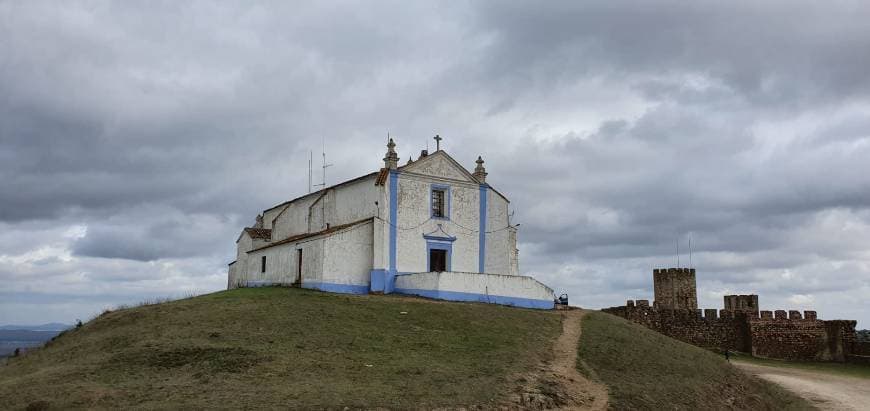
[0,288,809,410]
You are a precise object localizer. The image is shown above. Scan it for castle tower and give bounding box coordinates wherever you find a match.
[653,268,697,310]
[723,294,759,314]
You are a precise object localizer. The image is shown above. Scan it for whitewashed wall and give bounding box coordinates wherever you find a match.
[228,233,254,288]
[395,172,480,273]
[228,262,240,288]
[239,221,373,289]
[272,195,318,239]
[331,176,380,227]
[508,226,519,276]
[261,203,286,230]
[393,271,554,309]
[322,220,373,286]
[484,188,512,275]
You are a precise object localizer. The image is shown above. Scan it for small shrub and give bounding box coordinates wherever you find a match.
[75,319,83,329]
[13,348,20,357]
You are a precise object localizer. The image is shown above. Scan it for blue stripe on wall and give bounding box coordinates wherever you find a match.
[393,287,554,310]
[479,184,487,273]
[388,170,399,292]
[369,269,387,292]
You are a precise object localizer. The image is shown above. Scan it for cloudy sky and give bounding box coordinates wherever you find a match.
[2,1,869,327]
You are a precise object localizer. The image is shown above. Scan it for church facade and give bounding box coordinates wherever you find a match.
[227,138,554,309]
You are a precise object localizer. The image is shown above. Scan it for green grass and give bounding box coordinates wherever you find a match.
[0,287,561,410]
[577,311,813,410]
[731,352,870,380]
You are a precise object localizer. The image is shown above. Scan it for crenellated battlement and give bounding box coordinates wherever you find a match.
[607,267,860,363]
[653,267,698,310]
[724,294,759,314]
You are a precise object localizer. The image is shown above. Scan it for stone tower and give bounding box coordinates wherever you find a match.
[653,268,698,310]
[723,294,759,314]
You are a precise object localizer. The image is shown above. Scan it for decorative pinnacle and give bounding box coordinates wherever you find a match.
[473,155,487,183]
[383,138,398,170]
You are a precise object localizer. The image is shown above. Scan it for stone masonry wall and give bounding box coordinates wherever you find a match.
[748,315,856,361]
[723,294,759,314]
[653,268,697,310]
[603,301,750,352]
[603,302,858,362]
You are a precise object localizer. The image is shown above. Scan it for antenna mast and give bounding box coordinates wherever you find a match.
[676,237,680,267]
[313,138,333,190]
[308,150,313,193]
[689,231,692,268]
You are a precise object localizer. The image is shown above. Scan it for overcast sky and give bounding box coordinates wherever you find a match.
[2,1,869,328]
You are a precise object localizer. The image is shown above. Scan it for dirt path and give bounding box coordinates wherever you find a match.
[735,361,870,410]
[512,309,608,410]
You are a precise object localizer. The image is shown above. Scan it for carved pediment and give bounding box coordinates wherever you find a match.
[401,151,477,183]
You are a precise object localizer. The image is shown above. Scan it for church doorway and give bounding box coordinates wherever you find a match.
[429,249,447,272]
[294,249,302,286]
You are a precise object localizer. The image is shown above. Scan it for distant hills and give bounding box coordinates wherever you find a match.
[0,323,71,331]
[0,324,70,357]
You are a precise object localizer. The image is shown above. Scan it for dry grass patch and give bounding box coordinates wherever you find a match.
[0,287,561,409]
[577,311,813,410]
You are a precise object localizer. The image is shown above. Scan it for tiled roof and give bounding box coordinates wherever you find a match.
[244,228,272,240]
[375,168,389,186]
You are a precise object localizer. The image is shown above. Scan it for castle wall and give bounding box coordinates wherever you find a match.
[724,294,759,314]
[602,303,750,352]
[747,317,856,362]
[603,302,858,362]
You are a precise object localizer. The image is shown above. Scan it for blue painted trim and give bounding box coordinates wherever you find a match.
[393,287,554,310]
[426,240,452,272]
[430,183,451,220]
[387,170,399,292]
[302,281,369,295]
[479,184,487,273]
[370,269,387,292]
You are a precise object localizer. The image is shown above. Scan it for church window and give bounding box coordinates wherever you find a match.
[261,256,266,273]
[432,189,445,217]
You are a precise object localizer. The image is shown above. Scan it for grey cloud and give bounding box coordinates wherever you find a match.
[1,1,869,327]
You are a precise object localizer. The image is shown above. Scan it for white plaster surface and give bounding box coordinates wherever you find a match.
[239,221,372,287]
[394,271,554,301]
[229,148,537,295]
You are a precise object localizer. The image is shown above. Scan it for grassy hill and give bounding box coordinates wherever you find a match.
[0,288,561,409]
[0,288,812,410]
[577,311,812,410]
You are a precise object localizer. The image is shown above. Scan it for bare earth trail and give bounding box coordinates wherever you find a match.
[735,361,870,410]
[511,309,608,410]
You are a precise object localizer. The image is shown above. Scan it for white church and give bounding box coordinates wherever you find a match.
[227,137,555,309]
